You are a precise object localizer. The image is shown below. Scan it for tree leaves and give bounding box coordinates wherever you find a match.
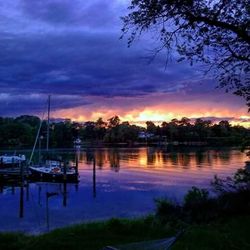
[122,0,250,107]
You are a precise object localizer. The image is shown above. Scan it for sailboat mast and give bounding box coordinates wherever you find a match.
[46,95,51,151]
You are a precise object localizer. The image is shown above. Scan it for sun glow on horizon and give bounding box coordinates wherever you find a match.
[51,105,250,128]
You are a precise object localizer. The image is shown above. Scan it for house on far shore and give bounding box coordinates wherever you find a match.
[138,131,155,140]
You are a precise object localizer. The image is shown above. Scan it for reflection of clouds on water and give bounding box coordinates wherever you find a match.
[0,147,247,233]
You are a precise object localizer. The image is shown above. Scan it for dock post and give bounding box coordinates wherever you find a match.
[19,162,24,218]
[20,161,24,182]
[63,181,67,207]
[93,156,96,198]
[19,184,24,218]
[46,192,50,231]
[11,185,15,195]
[26,180,30,201]
[75,150,79,188]
[75,152,79,177]
[63,161,67,182]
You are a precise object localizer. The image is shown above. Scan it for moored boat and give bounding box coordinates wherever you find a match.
[28,96,78,183]
[0,155,26,167]
[29,164,78,182]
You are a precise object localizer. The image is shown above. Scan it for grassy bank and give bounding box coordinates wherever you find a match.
[0,215,250,250]
[0,216,174,250]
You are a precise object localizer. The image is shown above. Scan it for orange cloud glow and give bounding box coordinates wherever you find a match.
[52,92,250,127]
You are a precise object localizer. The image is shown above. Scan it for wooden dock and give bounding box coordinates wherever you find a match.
[0,166,29,182]
[0,167,28,176]
[0,165,79,183]
[0,167,29,177]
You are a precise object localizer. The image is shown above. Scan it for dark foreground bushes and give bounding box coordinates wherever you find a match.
[156,167,250,224]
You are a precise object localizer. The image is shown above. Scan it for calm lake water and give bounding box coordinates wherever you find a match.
[0,147,247,233]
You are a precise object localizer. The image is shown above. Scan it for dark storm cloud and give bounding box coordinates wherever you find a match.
[21,0,78,25]
[0,0,244,117]
[20,0,118,29]
[0,93,91,116]
[0,30,192,99]
[21,0,120,29]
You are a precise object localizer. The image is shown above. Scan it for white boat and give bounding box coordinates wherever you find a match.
[29,164,77,182]
[0,154,26,166]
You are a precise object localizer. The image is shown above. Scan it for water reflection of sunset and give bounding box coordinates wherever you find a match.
[77,148,248,180]
[0,148,247,233]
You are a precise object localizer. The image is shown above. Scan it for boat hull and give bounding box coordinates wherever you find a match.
[29,167,78,183]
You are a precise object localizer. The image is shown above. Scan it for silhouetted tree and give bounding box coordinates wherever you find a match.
[122,0,250,106]
[80,121,97,140]
[71,122,81,138]
[211,120,231,137]
[108,116,120,128]
[160,119,178,141]
[146,121,157,134]
[178,117,191,127]
[178,117,192,141]
[52,121,73,148]
[95,117,107,140]
[118,122,140,142]
[194,118,212,140]
[15,115,40,127]
[0,115,249,147]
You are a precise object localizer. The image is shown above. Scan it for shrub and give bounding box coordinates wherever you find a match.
[217,189,250,216]
[211,167,250,194]
[155,198,181,223]
[183,187,218,223]
[184,187,209,208]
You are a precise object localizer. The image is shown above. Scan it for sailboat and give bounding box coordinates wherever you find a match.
[29,95,78,182]
[29,162,77,182]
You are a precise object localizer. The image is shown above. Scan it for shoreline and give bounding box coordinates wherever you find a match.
[0,144,246,152]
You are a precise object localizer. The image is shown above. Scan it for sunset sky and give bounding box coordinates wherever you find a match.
[0,0,249,126]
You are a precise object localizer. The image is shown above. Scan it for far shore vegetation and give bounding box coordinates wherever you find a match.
[0,115,250,149]
[0,166,249,250]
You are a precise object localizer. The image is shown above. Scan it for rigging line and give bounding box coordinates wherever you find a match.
[28,101,47,165]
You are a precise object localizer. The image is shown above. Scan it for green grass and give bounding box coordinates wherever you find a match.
[0,215,250,250]
[172,216,250,250]
[0,216,174,250]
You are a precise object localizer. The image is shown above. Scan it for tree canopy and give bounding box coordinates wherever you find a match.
[122,0,250,106]
[0,115,249,147]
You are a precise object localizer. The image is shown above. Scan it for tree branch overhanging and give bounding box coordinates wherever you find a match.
[122,0,250,107]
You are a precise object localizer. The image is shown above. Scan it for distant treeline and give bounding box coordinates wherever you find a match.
[0,115,249,148]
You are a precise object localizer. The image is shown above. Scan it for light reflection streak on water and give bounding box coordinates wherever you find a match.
[0,147,248,233]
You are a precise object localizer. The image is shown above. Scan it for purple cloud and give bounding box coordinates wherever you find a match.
[0,0,248,118]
